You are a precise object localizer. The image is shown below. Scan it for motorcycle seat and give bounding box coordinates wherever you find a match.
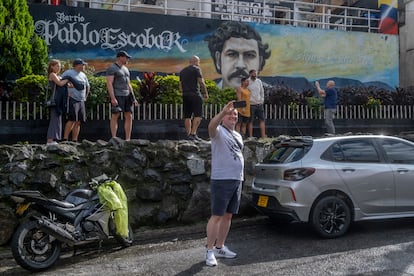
[49,199,75,208]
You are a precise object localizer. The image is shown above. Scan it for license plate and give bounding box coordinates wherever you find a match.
[257,195,269,208]
[16,203,30,215]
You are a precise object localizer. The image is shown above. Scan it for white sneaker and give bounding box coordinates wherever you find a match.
[213,245,237,259]
[46,141,58,146]
[206,250,217,266]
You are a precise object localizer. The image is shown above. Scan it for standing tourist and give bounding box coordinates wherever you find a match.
[46,59,69,145]
[179,55,209,141]
[315,80,338,134]
[235,77,250,138]
[247,69,266,139]
[62,58,90,142]
[205,101,244,267]
[106,50,137,141]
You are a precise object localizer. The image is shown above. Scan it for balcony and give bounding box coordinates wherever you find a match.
[42,0,380,33]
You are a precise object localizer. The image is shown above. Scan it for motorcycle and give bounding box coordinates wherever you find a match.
[9,175,134,272]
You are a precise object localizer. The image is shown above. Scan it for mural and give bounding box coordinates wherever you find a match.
[29,4,399,91]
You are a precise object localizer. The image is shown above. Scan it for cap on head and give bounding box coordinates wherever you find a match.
[73,58,87,66]
[117,50,132,58]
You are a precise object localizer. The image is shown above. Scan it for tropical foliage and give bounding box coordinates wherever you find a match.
[0,0,48,80]
[8,71,414,111]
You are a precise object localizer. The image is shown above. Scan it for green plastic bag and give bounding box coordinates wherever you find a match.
[97,181,129,238]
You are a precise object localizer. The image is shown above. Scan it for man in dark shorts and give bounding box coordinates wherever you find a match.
[247,69,266,139]
[205,101,244,267]
[106,50,137,141]
[62,58,90,142]
[179,55,208,141]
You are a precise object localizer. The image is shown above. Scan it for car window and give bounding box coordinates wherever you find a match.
[263,146,307,164]
[330,140,380,163]
[380,138,414,164]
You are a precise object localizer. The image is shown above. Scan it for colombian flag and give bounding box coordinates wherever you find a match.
[378,0,398,34]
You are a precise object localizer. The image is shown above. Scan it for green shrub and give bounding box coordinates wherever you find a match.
[130,79,140,101]
[366,96,381,108]
[288,101,299,117]
[86,75,108,109]
[156,75,181,104]
[306,96,323,117]
[12,74,47,102]
[206,81,236,105]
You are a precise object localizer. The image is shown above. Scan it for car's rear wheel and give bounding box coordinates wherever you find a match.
[310,195,351,238]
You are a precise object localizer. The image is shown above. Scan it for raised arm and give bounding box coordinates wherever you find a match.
[208,101,234,138]
[315,81,326,97]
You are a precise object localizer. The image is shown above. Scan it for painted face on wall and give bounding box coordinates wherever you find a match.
[215,37,261,89]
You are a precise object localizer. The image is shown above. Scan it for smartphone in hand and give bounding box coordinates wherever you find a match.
[233,101,247,108]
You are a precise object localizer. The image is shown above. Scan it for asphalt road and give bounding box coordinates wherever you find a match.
[2,216,414,275]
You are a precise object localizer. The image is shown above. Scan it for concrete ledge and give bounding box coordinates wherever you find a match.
[0,119,413,144]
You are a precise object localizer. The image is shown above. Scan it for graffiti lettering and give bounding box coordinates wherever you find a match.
[100,27,186,52]
[34,20,187,52]
[55,12,85,24]
[298,51,368,66]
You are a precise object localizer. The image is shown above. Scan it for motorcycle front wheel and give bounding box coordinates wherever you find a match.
[11,220,61,272]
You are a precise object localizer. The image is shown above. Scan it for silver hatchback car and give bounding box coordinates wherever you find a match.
[251,135,414,238]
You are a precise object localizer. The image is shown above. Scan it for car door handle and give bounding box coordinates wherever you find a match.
[341,168,355,172]
[397,169,409,174]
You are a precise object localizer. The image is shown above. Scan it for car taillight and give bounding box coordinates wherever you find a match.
[284,168,315,181]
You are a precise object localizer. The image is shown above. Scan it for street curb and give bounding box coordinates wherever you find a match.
[134,215,267,243]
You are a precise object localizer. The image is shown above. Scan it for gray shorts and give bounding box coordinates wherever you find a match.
[249,104,265,122]
[210,179,242,216]
[67,97,86,122]
[115,95,133,113]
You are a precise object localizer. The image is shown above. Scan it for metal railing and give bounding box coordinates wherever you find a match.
[46,0,380,33]
[1,101,412,121]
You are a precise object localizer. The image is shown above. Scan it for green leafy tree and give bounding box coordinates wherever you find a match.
[0,0,48,81]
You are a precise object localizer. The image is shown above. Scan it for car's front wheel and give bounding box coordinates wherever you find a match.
[310,195,351,238]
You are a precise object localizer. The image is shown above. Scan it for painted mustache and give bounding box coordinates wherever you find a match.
[228,70,249,81]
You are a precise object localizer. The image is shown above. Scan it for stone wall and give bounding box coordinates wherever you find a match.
[0,138,274,245]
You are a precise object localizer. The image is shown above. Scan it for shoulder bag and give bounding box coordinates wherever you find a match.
[45,82,57,108]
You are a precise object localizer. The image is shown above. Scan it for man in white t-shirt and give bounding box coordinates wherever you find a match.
[205,101,244,267]
[247,69,266,138]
